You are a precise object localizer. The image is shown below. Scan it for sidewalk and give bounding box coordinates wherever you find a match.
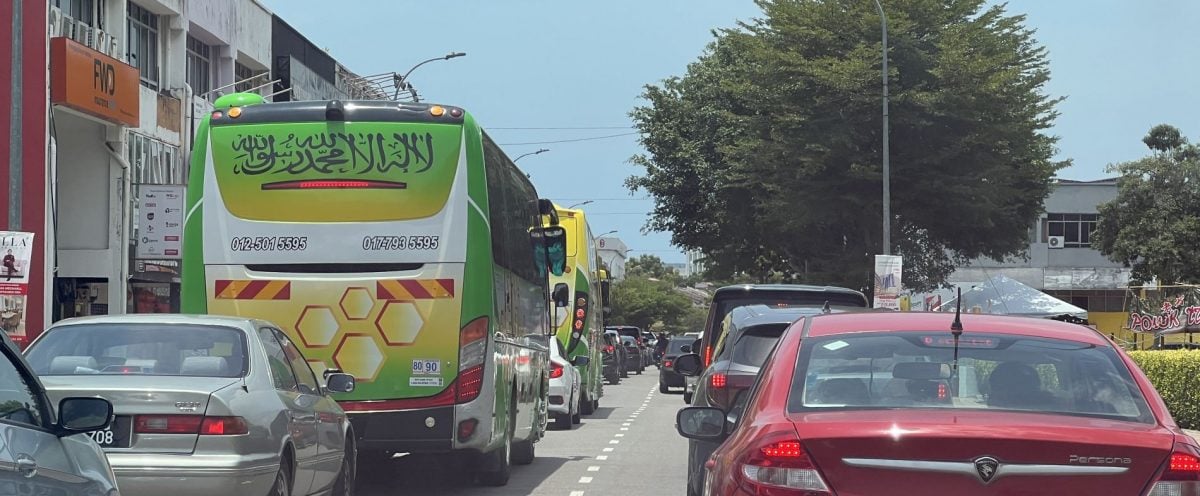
[1187,429,1200,443]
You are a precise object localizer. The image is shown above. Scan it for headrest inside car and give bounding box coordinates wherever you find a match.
[892,362,951,381]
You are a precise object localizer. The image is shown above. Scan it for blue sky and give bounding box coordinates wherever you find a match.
[262,0,1200,263]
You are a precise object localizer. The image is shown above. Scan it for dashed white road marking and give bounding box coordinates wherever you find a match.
[603,447,614,452]
[570,491,585,496]
[588,466,601,472]
[579,477,593,484]
[609,440,620,444]
[621,427,629,431]
[622,422,631,426]
[615,433,625,437]
[597,455,609,461]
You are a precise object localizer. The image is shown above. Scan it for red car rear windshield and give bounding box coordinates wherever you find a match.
[787,331,1155,424]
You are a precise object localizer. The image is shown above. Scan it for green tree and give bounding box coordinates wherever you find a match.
[1094,125,1200,285]
[629,0,1065,291]
[608,276,692,333]
[626,254,681,284]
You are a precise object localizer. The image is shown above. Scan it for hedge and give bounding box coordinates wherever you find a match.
[1128,350,1200,430]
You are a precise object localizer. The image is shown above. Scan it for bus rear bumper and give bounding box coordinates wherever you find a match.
[348,407,456,453]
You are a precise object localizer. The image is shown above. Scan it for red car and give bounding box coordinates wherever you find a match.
[674,312,1200,495]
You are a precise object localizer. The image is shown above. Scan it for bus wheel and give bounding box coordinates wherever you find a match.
[477,395,515,486]
[580,391,595,415]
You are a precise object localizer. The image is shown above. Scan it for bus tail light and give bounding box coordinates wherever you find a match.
[457,317,489,404]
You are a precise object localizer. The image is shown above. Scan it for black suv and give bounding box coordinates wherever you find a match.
[658,337,693,393]
[601,331,624,384]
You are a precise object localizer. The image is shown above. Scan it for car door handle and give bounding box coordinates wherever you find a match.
[14,454,36,478]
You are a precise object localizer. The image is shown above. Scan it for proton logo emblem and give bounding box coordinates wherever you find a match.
[175,401,201,412]
[974,456,1000,484]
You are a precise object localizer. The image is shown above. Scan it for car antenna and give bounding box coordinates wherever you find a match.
[821,300,831,314]
[950,286,963,372]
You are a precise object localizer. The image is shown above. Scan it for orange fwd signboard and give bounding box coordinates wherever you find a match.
[49,37,139,126]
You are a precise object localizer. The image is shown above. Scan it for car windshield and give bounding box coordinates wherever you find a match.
[668,339,692,354]
[621,336,637,345]
[26,324,248,378]
[788,331,1154,424]
[722,323,788,367]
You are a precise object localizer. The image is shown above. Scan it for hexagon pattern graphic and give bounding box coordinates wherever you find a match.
[307,359,328,378]
[334,335,385,382]
[339,287,374,320]
[295,306,339,347]
[376,301,425,346]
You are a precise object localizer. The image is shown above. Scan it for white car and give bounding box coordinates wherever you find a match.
[0,331,119,496]
[546,337,588,429]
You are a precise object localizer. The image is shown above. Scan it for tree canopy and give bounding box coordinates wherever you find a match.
[607,275,695,334]
[1094,124,1200,285]
[628,0,1065,291]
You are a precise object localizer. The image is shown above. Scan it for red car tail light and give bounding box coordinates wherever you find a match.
[199,416,249,435]
[737,436,831,495]
[664,359,673,368]
[1150,447,1200,495]
[550,362,565,379]
[711,373,727,389]
[605,345,615,354]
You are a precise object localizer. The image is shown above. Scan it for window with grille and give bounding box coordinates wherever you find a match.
[186,35,213,97]
[127,3,160,89]
[235,62,269,93]
[53,0,95,26]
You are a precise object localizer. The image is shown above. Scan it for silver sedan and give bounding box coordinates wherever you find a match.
[24,314,358,496]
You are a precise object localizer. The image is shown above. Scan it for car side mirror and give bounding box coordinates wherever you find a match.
[672,353,704,377]
[680,345,692,353]
[676,407,726,441]
[325,373,356,393]
[57,397,113,435]
[572,356,591,367]
[552,283,570,308]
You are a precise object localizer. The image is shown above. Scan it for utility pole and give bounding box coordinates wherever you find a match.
[874,0,891,255]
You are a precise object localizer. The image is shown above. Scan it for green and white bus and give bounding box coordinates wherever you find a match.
[180,93,566,486]
[545,205,608,415]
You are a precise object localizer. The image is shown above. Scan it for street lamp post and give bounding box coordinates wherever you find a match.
[513,148,550,162]
[597,230,618,238]
[388,51,467,102]
[567,200,594,209]
[874,0,891,256]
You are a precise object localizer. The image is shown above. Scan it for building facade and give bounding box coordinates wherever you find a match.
[597,236,628,281]
[926,178,1133,338]
[0,0,387,346]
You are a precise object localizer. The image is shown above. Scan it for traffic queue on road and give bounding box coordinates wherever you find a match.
[668,284,1200,496]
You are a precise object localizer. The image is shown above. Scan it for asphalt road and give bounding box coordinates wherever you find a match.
[359,368,690,495]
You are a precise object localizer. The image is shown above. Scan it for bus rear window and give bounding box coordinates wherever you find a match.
[208,122,462,223]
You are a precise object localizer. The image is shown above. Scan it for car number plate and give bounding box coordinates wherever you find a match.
[412,359,441,375]
[85,415,132,448]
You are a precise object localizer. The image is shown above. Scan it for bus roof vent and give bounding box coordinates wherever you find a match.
[326,100,346,121]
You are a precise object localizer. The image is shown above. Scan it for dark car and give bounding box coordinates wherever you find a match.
[601,331,623,384]
[658,337,694,393]
[619,335,645,374]
[695,284,869,372]
[677,304,863,496]
[608,326,652,367]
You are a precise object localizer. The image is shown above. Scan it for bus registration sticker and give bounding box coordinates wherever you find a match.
[410,377,444,387]
[412,359,441,375]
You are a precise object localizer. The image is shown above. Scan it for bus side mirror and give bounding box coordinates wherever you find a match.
[553,283,570,308]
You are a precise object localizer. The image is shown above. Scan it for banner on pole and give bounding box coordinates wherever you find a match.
[873,255,903,310]
[1125,286,1200,337]
[0,232,35,344]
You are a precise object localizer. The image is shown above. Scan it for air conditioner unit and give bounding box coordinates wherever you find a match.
[60,15,76,40]
[48,7,63,37]
[1048,236,1065,249]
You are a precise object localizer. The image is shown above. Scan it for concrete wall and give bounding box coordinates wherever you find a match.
[235,0,272,70]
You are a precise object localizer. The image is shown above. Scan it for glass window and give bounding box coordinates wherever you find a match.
[273,329,320,395]
[235,62,268,93]
[257,328,298,391]
[186,35,213,97]
[788,332,1154,424]
[26,324,247,377]
[1045,213,1098,248]
[668,339,692,354]
[0,351,46,427]
[53,0,94,26]
[721,323,787,367]
[127,3,160,89]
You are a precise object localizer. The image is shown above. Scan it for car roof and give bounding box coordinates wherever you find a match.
[713,284,867,298]
[728,304,879,327]
[803,312,1111,346]
[48,314,262,330]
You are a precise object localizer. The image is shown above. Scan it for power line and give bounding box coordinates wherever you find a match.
[490,126,634,130]
[498,132,640,146]
[552,198,652,201]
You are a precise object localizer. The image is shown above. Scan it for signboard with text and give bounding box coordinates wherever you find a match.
[0,232,35,344]
[50,37,139,126]
[1126,287,1200,337]
[137,186,185,259]
[873,255,903,310]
